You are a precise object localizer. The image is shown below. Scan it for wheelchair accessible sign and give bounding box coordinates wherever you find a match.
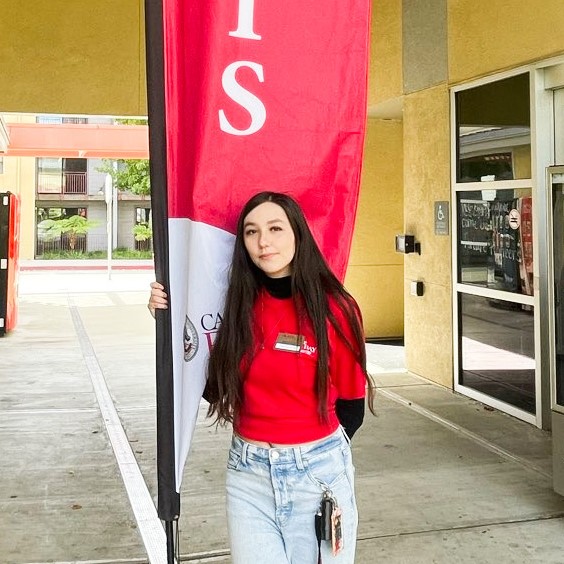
[434,201,449,235]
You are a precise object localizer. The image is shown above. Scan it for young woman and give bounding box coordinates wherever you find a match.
[149,191,374,564]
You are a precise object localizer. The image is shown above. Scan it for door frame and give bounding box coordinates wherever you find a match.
[546,166,564,415]
[450,58,564,429]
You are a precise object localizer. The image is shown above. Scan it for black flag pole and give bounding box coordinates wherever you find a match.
[144,1,180,562]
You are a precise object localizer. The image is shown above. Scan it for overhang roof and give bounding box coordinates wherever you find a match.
[1,122,149,159]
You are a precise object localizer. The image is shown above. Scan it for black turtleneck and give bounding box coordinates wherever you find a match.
[261,274,292,299]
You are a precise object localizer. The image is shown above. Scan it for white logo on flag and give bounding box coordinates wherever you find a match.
[183,316,199,362]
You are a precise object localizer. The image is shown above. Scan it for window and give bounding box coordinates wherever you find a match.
[456,73,531,182]
[37,115,62,124]
[457,189,533,295]
[555,88,564,164]
[459,294,535,414]
[63,158,87,173]
[37,115,87,124]
[454,72,535,420]
[37,158,63,193]
[136,207,151,224]
[62,116,87,124]
[37,157,62,175]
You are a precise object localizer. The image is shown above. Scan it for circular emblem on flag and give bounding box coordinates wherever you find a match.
[183,316,199,362]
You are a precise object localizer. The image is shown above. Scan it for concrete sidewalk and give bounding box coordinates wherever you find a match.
[1,271,564,563]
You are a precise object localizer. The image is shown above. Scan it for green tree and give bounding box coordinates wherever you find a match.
[99,118,151,196]
[105,159,150,196]
[39,215,98,251]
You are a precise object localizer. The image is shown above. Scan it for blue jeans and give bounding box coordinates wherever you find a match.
[226,428,358,564]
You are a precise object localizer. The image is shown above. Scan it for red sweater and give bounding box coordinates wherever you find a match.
[235,291,366,444]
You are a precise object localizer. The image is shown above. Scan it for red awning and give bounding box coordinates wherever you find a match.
[2,123,149,159]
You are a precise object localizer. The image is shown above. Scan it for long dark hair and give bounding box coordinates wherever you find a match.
[206,191,375,424]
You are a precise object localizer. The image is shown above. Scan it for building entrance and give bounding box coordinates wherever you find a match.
[453,72,536,425]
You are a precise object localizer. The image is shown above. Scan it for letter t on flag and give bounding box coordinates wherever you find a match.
[145,0,370,531]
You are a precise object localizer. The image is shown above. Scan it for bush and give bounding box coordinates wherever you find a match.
[112,248,153,259]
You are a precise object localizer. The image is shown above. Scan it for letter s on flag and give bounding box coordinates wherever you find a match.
[219,61,266,136]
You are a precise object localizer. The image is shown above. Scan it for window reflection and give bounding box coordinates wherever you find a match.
[554,89,564,165]
[459,294,535,414]
[458,190,533,295]
[456,73,531,182]
[552,180,564,407]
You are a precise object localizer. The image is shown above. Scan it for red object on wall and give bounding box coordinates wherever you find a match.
[0,192,20,336]
[518,196,533,296]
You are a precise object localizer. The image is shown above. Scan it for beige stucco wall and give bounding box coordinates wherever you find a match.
[346,118,404,338]
[0,1,146,116]
[449,0,564,83]
[403,85,452,387]
[369,0,403,107]
[0,116,37,259]
[0,156,36,260]
[402,0,447,94]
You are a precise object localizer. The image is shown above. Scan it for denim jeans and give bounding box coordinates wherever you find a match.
[226,428,358,564]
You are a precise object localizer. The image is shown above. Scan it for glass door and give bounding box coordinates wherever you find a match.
[452,72,536,424]
[549,167,564,413]
[456,190,535,416]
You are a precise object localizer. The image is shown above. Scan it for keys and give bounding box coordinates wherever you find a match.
[315,490,343,556]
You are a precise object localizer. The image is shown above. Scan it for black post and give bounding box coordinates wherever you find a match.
[165,520,175,564]
[144,0,181,557]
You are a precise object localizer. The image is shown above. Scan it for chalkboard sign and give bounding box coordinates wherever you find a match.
[457,193,526,293]
[458,199,491,260]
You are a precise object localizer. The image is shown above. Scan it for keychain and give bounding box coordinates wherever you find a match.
[330,504,343,556]
[315,490,343,559]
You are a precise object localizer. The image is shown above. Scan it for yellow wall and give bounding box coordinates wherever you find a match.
[449,0,564,83]
[346,118,404,338]
[0,1,146,116]
[513,145,532,180]
[0,116,37,259]
[369,0,402,107]
[403,85,453,387]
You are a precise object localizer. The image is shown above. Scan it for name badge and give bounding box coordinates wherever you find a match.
[274,332,304,353]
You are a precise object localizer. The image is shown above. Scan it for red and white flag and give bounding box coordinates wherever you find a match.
[145,0,371,520]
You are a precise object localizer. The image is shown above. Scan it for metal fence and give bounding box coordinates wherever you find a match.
[35,233,153,258]
[37,172,87,195]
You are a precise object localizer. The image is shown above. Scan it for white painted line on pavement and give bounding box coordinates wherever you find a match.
[68,299,171,564]
[26,559,147,564]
